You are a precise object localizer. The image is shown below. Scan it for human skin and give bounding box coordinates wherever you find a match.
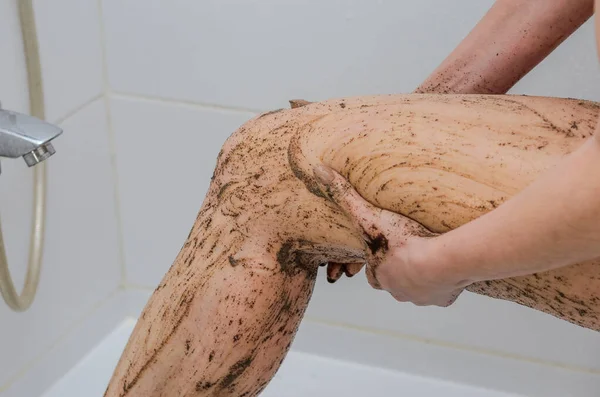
[105,94,600,396]
[415,0,594,95]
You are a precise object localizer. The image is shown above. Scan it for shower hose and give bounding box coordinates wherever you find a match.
[0,0,49,312]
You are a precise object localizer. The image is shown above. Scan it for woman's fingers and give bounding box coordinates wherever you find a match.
[326,263,344,283]
[344,262,364,277]
[314,165,388,289]
[325,262,365,283]
[313,165,383,240]
[313,165,457,308]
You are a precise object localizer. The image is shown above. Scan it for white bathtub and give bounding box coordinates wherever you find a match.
[8,289,594,397]
[41,318,518,397]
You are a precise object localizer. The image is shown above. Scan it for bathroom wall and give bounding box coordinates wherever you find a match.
[0,0,121,395]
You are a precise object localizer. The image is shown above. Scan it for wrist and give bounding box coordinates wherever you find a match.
[408,236,474,290]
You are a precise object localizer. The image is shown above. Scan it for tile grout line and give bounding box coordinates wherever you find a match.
[101,97,127,285]
[0,287,122,393]
[301,316,600,376]
[97,0,127,287]
[120,285,600,375]
[52,93,103,125]
[110,90,263,114]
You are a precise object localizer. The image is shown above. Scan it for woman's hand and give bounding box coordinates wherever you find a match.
[314,165,467,307]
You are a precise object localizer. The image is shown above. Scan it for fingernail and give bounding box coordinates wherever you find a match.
[313,164,335,185]
[343,265,354,278]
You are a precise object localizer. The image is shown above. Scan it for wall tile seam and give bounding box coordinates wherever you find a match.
[52,93,103,126]
[302,316,600,376]
[110,90,262,115]
[97,0,127,287]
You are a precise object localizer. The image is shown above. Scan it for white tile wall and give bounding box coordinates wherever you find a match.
[101,0,600,110]
[100,0,494,110]
[34,0,104,123]
[0,0,121,392]
[99,0,600,382]
[0,1,29,114]
[109,95,255,286]
[0,99,121,389]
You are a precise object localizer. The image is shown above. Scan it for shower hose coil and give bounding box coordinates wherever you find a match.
[0,0,49,312]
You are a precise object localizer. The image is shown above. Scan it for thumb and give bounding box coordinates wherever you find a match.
[313,164,389,283]
[313,164,382,237]
[313,165,391,259]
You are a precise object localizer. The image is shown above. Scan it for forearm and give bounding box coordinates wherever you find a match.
[428,132,600,286]
[415,0,593,95]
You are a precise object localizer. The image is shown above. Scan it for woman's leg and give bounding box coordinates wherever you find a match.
[105,94,600,397]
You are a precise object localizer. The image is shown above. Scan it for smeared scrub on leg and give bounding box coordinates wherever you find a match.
[364,233,389,256]
[105,94,600,397]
